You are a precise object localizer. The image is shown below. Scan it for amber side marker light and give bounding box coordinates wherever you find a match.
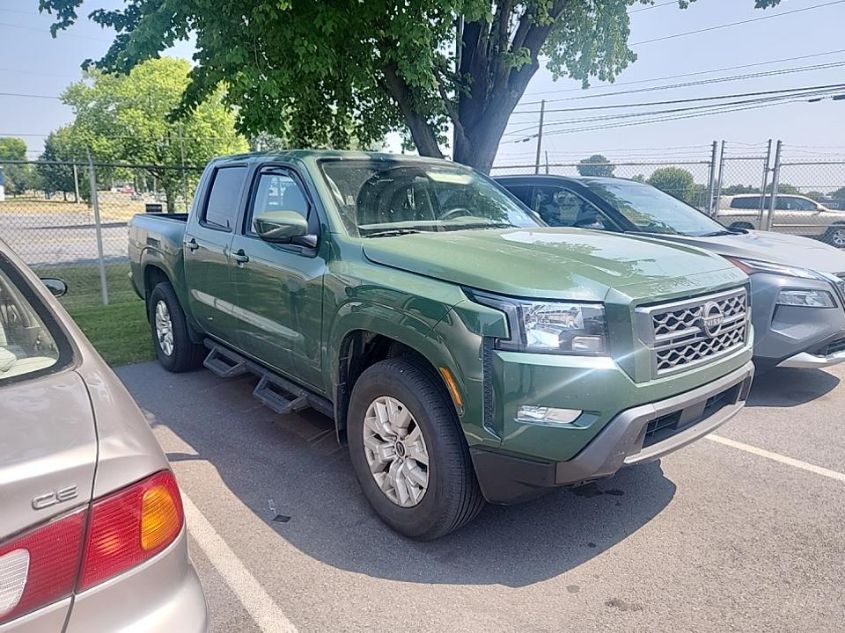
[439,366,464,411]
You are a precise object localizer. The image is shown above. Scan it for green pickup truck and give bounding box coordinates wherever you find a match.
[129,151,754,539]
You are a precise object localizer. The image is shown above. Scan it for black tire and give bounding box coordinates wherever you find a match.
[824,224,845,248]
[347,358,484,540]
[729,222,754,232]
[148,281,205,372]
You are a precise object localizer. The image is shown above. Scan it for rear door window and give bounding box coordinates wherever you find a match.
[203,166,248,231]
[0,261,68,384]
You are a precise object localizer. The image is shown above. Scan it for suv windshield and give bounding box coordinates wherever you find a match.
[0,258,65,383]
[584,179,729,237]
[320,159,541,237]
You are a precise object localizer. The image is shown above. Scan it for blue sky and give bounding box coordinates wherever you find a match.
[1,0,843,166]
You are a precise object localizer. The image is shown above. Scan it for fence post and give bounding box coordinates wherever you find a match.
[706,140,719,215]
[766,140,783,232]
[534,99,545,175]
[713,140,726,216]
[72,163,81,203]
[86,150,109,306]
[757,139,773,228]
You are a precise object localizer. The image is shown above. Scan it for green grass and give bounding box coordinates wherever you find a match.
[32,262,137,309]
[67,301,155,366]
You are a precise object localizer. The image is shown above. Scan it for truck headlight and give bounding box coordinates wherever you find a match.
[776,289,836,308]
[467,291,608,355]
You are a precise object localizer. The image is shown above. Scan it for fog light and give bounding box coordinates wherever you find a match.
[517,406,582,426]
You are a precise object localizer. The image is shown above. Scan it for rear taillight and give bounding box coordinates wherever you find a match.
[79,470,183,590]
[0,510,85,624]
[0,470,183,625]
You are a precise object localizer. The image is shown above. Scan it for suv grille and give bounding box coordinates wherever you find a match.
[638,288,749,376]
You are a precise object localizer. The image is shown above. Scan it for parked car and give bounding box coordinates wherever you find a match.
[0,240,206,631]
[129,151,754,540]
[715,193,845,246]
[497,175,845,371]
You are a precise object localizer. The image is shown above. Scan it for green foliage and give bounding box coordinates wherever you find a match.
[767,182,799,195]
[0,138,27,161]
[647,167,696,203]
[831,187,845,201]
[804,191,827,203]
[36,127,86,201]
[721,184,760,195]
[58,57,248,210]
[576,154,614,177]
[39,1,782,173]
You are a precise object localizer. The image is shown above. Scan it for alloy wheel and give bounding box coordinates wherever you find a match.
[154,300,174,356]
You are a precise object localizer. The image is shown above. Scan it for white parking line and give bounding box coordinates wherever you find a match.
[181,493,299,633]
[707,434,845,483]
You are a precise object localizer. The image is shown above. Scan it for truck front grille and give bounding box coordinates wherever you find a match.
[638,288,749,376]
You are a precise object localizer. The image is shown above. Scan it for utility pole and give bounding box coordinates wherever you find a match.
[713,140,726,216]
[534,99,545,174]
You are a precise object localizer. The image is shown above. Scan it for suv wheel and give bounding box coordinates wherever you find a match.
[148,282,205,372]
[347,358,484,540]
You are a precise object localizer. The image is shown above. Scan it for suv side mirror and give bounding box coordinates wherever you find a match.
[253,210,309,243]
[40,278,68,298]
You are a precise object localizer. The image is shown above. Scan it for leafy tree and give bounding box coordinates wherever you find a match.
[831,187,845,201]
[60,57,248,211]
[767,182,799,195]
[647,167,696,204]
[576,154,614,177]
[721,184,760,195]
[0,137,34,196]
[39,0,783,174]
[36,127,85,201]
[804,191,827,203]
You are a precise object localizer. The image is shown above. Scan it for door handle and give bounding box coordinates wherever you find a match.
[231,249,250,264]
[186,237,199,251]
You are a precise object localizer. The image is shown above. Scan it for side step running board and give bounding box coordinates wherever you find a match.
[202,340,333,419]
[203,346,248,378]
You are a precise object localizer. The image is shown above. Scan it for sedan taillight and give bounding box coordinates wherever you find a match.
[0,470,184,624]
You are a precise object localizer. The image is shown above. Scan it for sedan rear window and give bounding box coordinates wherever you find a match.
[0,260,67,383]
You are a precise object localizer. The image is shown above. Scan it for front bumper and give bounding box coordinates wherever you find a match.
[471,361,754,504]
[749,272,845,367]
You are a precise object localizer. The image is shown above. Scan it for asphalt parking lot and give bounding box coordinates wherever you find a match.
[117,362,845,633]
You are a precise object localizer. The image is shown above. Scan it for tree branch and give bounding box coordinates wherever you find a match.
[379,63,443,158]
[433,66,469,150]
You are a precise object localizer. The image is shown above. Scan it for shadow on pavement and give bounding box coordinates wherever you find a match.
[747,367,840,408]
[119,363,676,588]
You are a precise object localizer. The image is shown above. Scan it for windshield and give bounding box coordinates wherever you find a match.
[319,159,542,237]
[584,179,729,237]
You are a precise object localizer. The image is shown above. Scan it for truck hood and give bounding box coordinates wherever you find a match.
[638,230,845,275]
[362,228,745,301]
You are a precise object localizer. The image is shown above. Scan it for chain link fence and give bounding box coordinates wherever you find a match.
[3,150,845,308]
[0,159,202,308]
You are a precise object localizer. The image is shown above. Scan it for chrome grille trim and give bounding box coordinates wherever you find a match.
[636,287,749,376]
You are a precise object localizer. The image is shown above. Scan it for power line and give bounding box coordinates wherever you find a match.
[0,20,111,42]
[522,49,845,99]
[518,59,845,107]
[630,0,845,46]
[512,81,845,116]
[531,95,840,138]
[629,1,681,14]
[0,91,61,100]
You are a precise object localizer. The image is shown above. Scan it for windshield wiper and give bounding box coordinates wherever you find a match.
[698,230,737,237]
[445,221,516,230]
[365,228,424,238]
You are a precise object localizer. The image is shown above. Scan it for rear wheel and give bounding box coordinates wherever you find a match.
[347,358,484,540]
[148,282,205,372]
[825,224,845,248]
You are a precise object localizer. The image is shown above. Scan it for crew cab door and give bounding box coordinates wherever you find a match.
[183,164,248,341]
[229,164,325,391]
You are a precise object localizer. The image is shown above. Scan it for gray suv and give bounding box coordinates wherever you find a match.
[0,240,206,632]
[498,175,845,371]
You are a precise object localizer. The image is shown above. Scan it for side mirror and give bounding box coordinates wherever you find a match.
[40,278,68,298]
[253,210,309,243]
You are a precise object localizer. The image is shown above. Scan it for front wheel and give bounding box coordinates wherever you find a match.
[347,358,484,540]
[148,282,205,372]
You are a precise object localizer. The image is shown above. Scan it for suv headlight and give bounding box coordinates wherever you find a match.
[725,258,840,308]
[776,289,836,308]
[468,290,607,355]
